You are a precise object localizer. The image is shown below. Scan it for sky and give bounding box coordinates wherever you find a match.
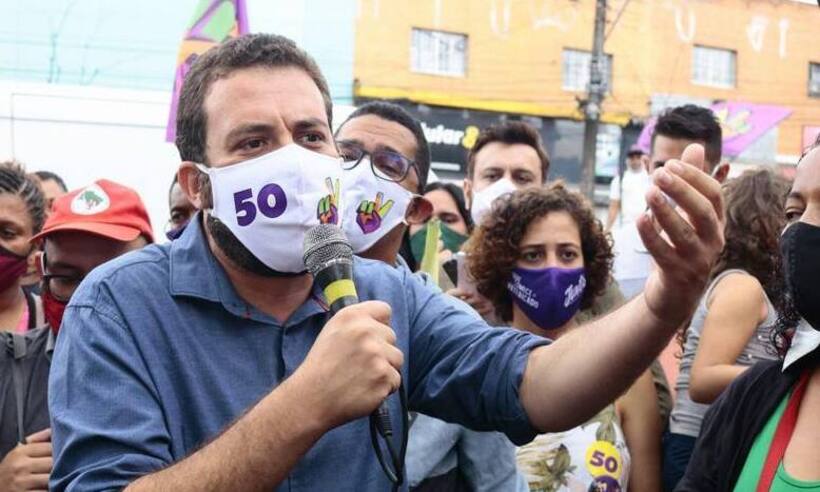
[0,0,356,101]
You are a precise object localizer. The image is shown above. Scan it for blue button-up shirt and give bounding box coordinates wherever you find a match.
[49,219,547,491]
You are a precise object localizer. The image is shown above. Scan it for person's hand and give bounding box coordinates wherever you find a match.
[638,144,725,328]
[437,240,453,264]
[290,301,403,430]
[447,288,495,319]
[0,428,53,492]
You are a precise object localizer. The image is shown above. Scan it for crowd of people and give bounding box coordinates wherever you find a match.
[0,32,818,492]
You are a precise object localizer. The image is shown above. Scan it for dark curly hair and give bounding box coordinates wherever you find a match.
[715,168,790,299]
[464,183,613,322]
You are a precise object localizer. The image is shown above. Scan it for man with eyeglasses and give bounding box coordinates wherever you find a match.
[334,102,434,266]
[335,101,526,491]
[0,179,151,492]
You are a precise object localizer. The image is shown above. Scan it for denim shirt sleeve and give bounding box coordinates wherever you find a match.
[49,285,171,492]
[403,269,549,445]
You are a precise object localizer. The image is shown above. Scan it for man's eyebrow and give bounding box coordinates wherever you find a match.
[224,123,275,143]
[787,191,804,201]
[336,138,363,146]
[45,261,81,274]
[292,117,330,132]
[375,144,401,155]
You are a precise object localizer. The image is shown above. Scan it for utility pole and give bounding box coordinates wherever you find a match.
[580,0,607,201]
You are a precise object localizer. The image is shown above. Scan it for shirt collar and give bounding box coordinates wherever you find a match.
[169,214,223,303]
[783,318,820,371]
[169,213,327,326]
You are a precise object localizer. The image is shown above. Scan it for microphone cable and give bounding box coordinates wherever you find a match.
[370,379,409,491]
[302,224,410,490]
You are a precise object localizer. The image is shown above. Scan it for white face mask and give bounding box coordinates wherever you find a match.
[469,178,517,226]
[198,144,343,273]
[341,157,414,254]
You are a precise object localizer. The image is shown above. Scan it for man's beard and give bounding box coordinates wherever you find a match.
[198,172,303,278]
[205,214,304,278]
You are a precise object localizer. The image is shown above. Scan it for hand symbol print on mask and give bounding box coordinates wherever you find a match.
[317,177,341,225]
[356,192,395,234]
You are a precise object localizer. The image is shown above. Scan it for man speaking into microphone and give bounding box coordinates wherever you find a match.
[49,34,725,492]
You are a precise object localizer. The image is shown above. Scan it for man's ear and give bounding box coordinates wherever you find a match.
[713,162,730,184]
[34,251,44,276]
[178,163,206,209]
[405,196,433,225]
[463,178,473,210]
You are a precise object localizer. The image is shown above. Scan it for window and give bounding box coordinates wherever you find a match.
[810,63,820,98]
[411,28,468,77]
[561,49,613,92]
[692,45,736,88]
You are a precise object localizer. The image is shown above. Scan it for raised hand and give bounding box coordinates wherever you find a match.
[356,192,395,234]
[638,144,726,328]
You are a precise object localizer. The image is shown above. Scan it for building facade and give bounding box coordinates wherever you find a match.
[353,0,820,181]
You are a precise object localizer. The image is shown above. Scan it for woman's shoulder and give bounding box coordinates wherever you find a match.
[707,270,765,306]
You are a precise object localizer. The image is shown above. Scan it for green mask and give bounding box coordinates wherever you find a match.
[410,221,469,264]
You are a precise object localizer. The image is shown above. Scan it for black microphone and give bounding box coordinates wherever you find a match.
[303,224,394,436]
[303,223,358,315]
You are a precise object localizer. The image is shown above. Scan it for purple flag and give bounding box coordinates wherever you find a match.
[636,102,792,159]
[166,0,249,142]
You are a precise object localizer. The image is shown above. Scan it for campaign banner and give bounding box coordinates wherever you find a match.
[636,102,792,159]
[166,0,249,142]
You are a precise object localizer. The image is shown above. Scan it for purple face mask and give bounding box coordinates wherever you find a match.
[507,267,586,331]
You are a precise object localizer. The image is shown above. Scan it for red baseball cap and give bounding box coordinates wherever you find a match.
[32,179,154,243]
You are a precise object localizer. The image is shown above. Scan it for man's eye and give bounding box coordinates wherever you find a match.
[300,133,325,144]
[240,139,266,151]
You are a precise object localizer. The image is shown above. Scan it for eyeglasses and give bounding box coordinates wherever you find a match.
[337,141,418,183]
[40,253,84,303]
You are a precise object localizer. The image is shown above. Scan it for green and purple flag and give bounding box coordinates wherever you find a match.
[166,0,249,142]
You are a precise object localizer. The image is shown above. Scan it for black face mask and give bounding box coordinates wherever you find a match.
[781,221,820,331]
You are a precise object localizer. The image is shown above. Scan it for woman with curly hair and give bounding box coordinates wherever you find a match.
[663,168,790,491]
[678,138,820,490]
[465,183,662,492]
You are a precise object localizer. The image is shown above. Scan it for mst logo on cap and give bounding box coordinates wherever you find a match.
[70,184,111,215]
[32,179,154,243]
